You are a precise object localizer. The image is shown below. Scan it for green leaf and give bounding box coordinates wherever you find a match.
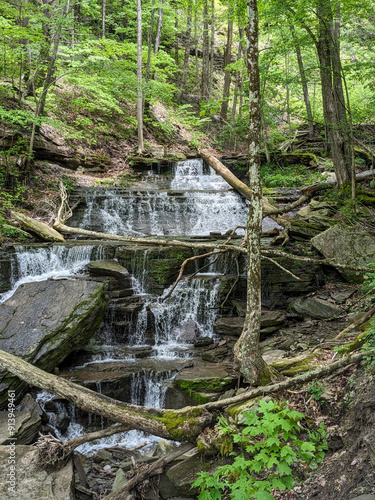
[277,461,292,476]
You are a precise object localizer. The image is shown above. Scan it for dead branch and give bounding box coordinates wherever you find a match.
[104,444,194,500]
[262,255,302,281]
[334,304,375,340]
[34,424,131,470]
[162,250,226,301]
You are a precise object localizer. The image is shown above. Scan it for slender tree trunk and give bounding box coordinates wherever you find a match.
[175,12,179,66]
[290,24,314,138]
[208,0,215,98]
[201,0,210,99]
[232,34,242,120]
[181,0,192,88]
[194,0,200,98]
[137,0,144,153]
[220,11,233,120]
[146,0,155,82]
[233,0,272,385]
[154,0,164,54]
[102,0,106,37]
[285,51,292,135]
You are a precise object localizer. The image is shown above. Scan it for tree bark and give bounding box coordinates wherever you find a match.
[315,0,350,186]
[290,24,314,138]
[137,0,144,153]
[102,0,106,38]
[154,0,164,54]
[180,0,192,88]
[220,11,233,120]
[201,0,210,99]
[0,350,213,441]
[232,0,272,385]
[145,0,155,83]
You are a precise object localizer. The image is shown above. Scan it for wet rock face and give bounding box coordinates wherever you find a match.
[0,279,106,407]
[312,223,375,282]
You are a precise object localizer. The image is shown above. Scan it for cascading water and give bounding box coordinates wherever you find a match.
[74,159,250,236]
[37,368,174,454]
[0,244,108,304]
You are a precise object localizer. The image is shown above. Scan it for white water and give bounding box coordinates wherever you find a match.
[78,159,249,236]
[0,244,107,304]
[37,368,174,455]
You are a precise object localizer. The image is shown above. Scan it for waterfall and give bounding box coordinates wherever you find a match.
[74,158,249,237]
[0,244,107,304]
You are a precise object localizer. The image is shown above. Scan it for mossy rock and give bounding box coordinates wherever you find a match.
[0,279,106,407]
[271,351,316,373]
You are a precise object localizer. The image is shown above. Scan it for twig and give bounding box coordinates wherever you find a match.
[261,255,302,281]
[162,250,226,301]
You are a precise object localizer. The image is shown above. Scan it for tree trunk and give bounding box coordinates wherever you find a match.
[208,0,215,97]
[220,11,233,120]
[145,0,155,83]
[232,0,272,385]
[102,0,106,38]
[201,0,210,99]
[231,33,243,120]
[315,0,350,186]
[0,350,213,441]
[154,0,164,54]
[180,0,192,88]
[290,24,314,138]
[137,0,144,154]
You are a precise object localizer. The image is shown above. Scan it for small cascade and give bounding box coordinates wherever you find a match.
[0,244,108,304]
[131,369,172,408]
[129,276,221,358]
[37,368,175,455]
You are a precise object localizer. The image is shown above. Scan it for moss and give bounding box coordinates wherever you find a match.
[281,364,317,376]
[175,377,234,393]
[156,408,204,441]
[338,332,367,354]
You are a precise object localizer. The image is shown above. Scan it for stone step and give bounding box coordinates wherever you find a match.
[113,302,145,314]
[108,289,134,298]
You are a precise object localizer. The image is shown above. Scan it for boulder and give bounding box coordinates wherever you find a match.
[311,224,375,282]
[174,360,235,395]
[174,320,199,343]
[214,311,286,337]
[289,296,342,319]
[158,452,221,499]
[0,445,74,499]
[10,211,65,242]
[0,279,106,407]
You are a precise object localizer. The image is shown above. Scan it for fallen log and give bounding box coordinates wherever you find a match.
[203,351,365,411]
[0,350,213,442]
[104,443,194,500]
[198,148,311,216]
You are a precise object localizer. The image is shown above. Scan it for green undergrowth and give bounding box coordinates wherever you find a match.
[192,399,327,500]
[261,163,327,188]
